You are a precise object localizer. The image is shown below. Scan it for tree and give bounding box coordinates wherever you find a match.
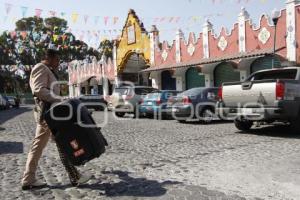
[98,39,113,59]
[0,16,101,94]
[15,17,44,32]
[44,17,67,32]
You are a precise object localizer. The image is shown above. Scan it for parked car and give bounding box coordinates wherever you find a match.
[0,94,6,110]
[109,86,159,117]
[0,94,9,110]
[168,87,219,123]
[216,67,300,132]
[6,96,16,107]
[77,94,107,111]
[139,90,180,119]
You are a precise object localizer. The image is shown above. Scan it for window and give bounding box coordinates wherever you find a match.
[249,69,297,81]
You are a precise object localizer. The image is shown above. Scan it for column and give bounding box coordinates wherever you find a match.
[202,19,213,59]
[204,74,214,87]
[238,7,250,53]
[149,25,159,65]
[286,0,299,62]
[175,29,184,63]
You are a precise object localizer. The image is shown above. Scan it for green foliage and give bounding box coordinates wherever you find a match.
[98,39,113,59]
[0,16,101,94]
[15,16,44,31]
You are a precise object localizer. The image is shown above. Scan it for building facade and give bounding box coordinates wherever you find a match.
[68,0,300,95]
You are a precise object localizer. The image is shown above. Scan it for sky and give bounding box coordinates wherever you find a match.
[0,0,286,48]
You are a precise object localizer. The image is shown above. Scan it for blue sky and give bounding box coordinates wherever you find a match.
[0,0,286,47]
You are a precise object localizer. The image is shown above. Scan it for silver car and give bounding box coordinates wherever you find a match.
[0,94,9,110]
[109,86,158,117]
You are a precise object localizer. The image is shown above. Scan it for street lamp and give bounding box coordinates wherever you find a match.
[271,8,280,68]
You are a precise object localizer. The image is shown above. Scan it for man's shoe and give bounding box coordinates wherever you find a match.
[22,180,47,190]
[73,173,92,186]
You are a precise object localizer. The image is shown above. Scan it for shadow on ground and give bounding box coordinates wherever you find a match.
[176,119,232,125]
[238,124,300,139]
[0,141,23,154]
[0,106,31,125]
[51,170,181,197]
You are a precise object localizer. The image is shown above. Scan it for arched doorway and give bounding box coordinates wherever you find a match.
[186,67,205,90]
[119,53,149,86]
[250,55,281,74]
[161,70,176,90]
[214,62,240,87]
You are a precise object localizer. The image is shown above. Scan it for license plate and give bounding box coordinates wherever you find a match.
[147,107,152,111]
[242,108,253,114]
[147,102,152,105]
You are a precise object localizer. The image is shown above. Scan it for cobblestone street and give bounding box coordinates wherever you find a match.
[1,106,300,200]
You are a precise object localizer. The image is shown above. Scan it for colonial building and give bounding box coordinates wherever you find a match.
[68,0,300,96]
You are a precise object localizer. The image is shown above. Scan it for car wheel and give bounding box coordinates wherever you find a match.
[200,108,214,124]
[234,118,253,131]
[115,112,125,117]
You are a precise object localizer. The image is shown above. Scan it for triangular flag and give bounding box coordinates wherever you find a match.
[49,10,56,17]
[104,16,109,25]
[10,31,17,39]
[52,35,58,42]
[20,6,28,18]
[71,13,79,23]
[94,16,100,25]
[3,16,8,23]
[35,9,43,18]
[160,17,166,22]
[175,17,181,23]
[84,15,89,24]
[113,17,119,25]
[21,31,27,40]
[5,3,12,15]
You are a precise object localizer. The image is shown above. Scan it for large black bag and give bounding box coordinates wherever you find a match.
[44,99,108,166]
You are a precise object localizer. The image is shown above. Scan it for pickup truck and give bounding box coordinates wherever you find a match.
[216,67,300,132]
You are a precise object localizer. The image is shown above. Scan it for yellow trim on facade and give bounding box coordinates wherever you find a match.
[117,10,151,73]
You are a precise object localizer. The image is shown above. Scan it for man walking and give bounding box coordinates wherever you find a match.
[22,49,91,190]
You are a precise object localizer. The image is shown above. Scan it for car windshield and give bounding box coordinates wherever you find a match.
[249,69,298,81]
[146,93,161,99]
[179,88,204,96]
[114,88,129,95]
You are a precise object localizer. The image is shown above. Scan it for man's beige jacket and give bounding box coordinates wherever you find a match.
[30,63,61,103]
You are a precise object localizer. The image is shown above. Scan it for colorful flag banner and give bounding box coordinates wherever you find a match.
[5,3,12,15]
[20,6,28,18]
[84,15,89,24]
[113,17,119,25]
[35,9,43,18]
[94,16,100,25]
[3,16,8,23]
[104,16,109,25]
[49,10,56,17]
[60,12,66,17]
[71,13,79,23]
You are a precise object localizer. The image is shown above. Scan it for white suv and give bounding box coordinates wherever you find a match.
[110,86,158,117]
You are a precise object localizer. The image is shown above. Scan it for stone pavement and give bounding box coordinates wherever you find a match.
[1,106,300,200]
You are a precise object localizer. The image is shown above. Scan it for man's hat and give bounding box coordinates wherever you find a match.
[46,44,60,57]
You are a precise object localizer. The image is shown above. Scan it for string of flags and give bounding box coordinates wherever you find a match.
[188,0,268,3]
[1,2,239,26]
